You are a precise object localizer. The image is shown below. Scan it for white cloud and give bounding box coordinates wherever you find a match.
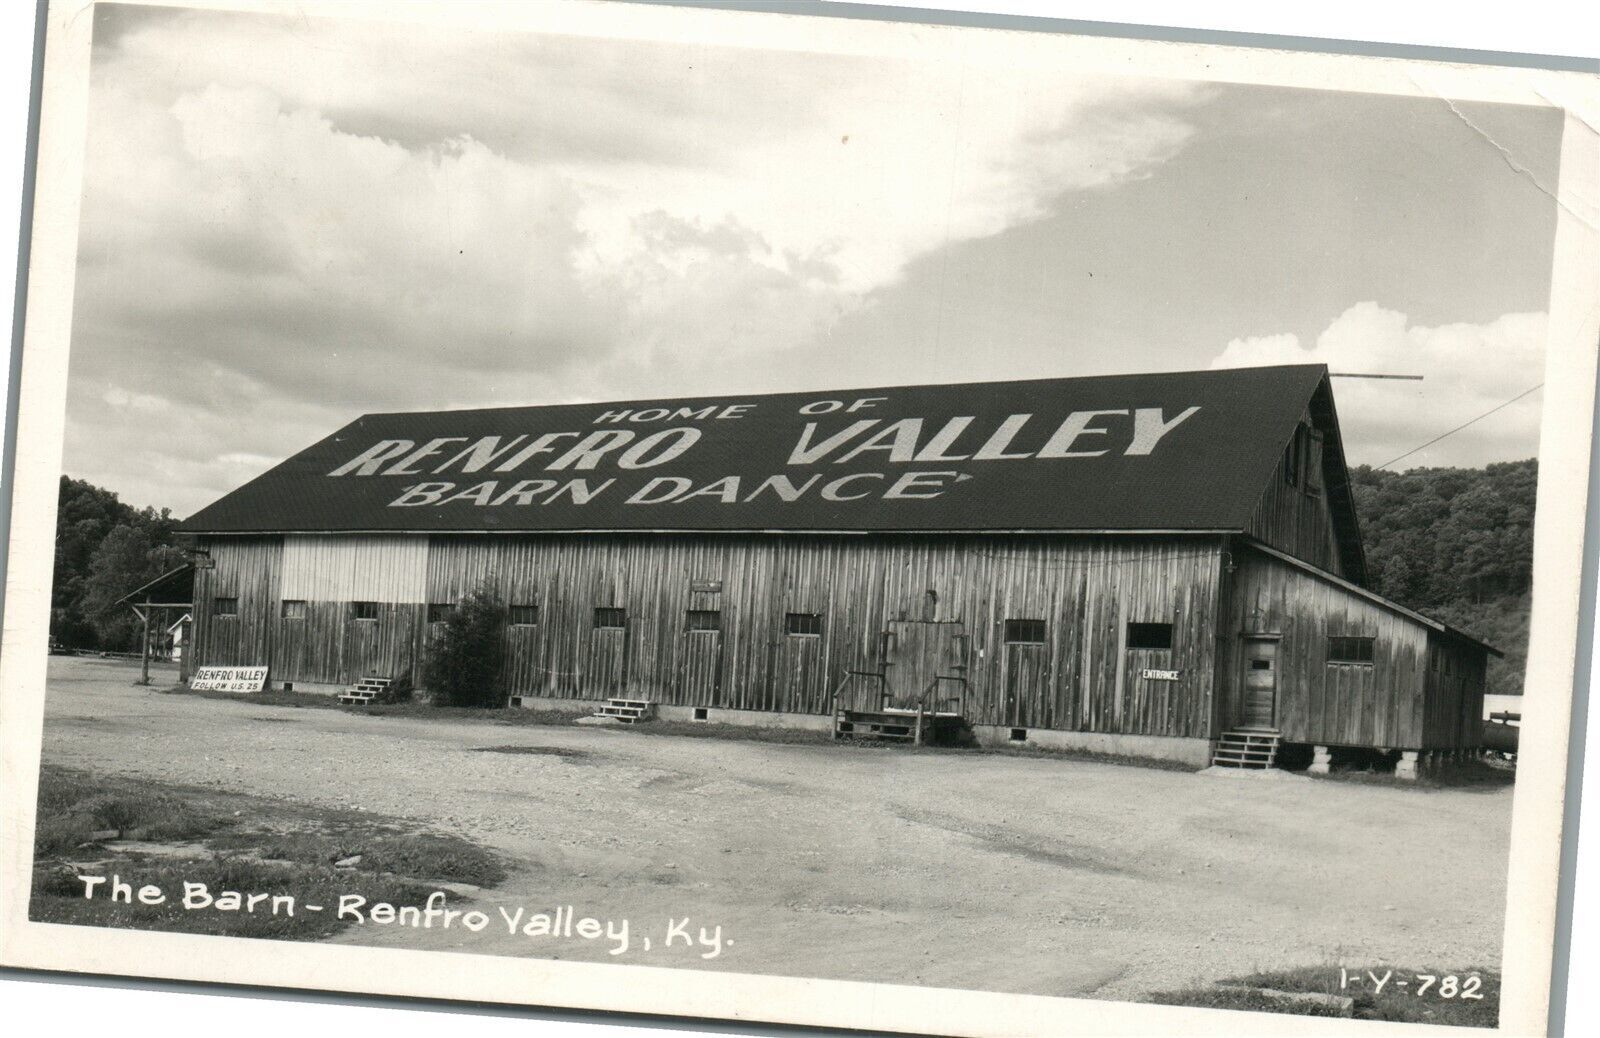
[1211,302,1546,469]
[66,5,1209,512]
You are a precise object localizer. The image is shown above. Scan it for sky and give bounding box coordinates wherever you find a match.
[62,3,1564,516]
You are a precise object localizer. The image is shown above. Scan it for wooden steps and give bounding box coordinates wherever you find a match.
[338,676,395,706]
[835,709,918,742]
[1211,729,1281,769]
[593,698,656,724]
[833,708,966,745]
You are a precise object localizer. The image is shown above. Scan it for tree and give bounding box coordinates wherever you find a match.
[52,476,184,651]
[78,525,187,650]
[423,586,506,707]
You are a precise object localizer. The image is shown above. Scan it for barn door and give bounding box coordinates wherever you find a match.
[585,607,629,698]
[884,620,965,710]
[343,611,382,683]
[1239,636,1279,730]
[677,607,725,705]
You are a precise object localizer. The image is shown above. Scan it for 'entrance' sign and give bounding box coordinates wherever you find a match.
[1139,669,1181,681]
[191,666,269,692]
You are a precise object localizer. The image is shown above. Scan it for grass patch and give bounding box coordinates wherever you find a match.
[162,683,587,727]
[33,768,231,856]
[30,765,505,941]
[1310,757,1514,792]
[472,745,597,761]
[1147,965,1499,1027]
[159,681,1197,771]
[631,719,841,745]
[970,742,1201,772]
[359,702,586,726]
[208,826,505,887]
[618,720,1201,771]
[162,685,341,710]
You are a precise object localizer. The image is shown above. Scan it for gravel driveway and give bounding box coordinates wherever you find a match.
[36,656,1511,1000]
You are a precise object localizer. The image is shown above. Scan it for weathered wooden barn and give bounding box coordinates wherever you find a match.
[179,364,1494,773]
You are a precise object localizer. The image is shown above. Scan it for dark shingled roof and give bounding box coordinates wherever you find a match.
[183,364,1344,544]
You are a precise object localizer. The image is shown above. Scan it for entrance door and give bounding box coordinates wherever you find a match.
[884,621,965,710]
[676,608,724,705]
[1240,637,1279,729]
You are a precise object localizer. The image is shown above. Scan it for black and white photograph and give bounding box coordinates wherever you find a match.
[2,2,1598,1035]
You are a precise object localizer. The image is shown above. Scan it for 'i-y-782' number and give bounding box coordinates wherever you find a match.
[1340,969,1485,1000]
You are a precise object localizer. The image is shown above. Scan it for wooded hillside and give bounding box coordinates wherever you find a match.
[1348,459,1535,696]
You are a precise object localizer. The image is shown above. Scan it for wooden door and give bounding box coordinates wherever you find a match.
[343,616,382,682]
[1240,637,1279,729]
[677,609,725,705]
[1002,641,1051,728]
[776,630,825,714]
[884,621,964,710]
[585,616,628,699]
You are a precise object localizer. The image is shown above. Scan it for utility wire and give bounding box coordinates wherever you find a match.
[1374,383,1543,470]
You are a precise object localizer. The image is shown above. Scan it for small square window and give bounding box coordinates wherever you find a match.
[785,612,822,637]
[508,604,540,626]
[352,601,379,622]
[594,607,626,630]
[280,599,306,620]
[1127,622,1173,650]
[1328,636,1375,665]
[213,597,238,617]
[427,603,454,623]
[1004,619,1047,644]
[686,609,721,632]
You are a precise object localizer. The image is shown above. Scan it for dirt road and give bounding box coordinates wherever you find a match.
[35,657,1511,1000]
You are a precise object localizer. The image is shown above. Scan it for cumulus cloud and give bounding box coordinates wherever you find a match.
[1211,302,1546,469]
[64,5,1209,513]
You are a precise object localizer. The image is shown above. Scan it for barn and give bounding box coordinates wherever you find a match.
[178,364,1495,776]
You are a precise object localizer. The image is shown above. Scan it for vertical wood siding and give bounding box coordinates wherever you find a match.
[1220,549,1485,749]
[192,533,1226,734]
[190,532,1483,749]
[1245,435,1344,577]
[280,534,428,602]
[274,535,427,684]
[412,533,1223,736]
[270,600,424,685]
[191,537,281,668]
[1424,635,1488,748]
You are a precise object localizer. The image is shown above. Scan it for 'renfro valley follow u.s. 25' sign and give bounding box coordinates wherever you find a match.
[180,366,1329,535]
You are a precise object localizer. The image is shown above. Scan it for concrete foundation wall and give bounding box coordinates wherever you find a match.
[269,685,1209,763]
[273,679,343,696]
[511,695,835,733]
[972,725,1213,767]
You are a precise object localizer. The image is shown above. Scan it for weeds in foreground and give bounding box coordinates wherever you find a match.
[1146,964,1499,1028]
[30,765,503,940]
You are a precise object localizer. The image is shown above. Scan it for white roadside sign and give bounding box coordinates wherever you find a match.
[190,666,269,692]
